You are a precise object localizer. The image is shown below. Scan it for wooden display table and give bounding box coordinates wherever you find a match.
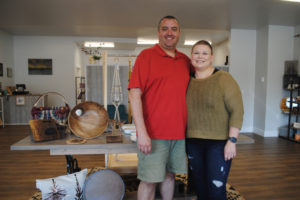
[11,133,253,154]
[11,133,136,154]
[11,132,137,173]
[11,132,253,173]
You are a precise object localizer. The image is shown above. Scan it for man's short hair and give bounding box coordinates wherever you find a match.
[157,15,180,30]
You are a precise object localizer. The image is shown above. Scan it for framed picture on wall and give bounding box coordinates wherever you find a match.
[0,63,3,77]
[28,59,52,75]
[16,96,25,106]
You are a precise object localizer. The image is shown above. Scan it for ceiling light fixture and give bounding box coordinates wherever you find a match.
[184,40,212,46]
[84,41,115,48]
[184,40,197,46]
[281,0,300,3]
[137,39,158,45]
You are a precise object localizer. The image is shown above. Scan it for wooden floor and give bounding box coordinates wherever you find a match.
[0,125,300,200]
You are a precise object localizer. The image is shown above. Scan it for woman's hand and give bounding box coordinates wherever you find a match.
[224,127,239,160]
[224,140,236,161]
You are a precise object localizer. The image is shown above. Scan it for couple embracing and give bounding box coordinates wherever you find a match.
[128,15,243,200]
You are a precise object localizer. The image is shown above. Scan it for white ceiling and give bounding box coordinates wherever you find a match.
[0,0,299,49]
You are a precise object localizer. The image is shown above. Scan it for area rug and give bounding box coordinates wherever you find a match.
[30,167,245,200]
[237,134,255,144]
[226,184,245,200]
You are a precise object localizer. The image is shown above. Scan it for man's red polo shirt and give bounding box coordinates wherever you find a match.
[128,44,190,139]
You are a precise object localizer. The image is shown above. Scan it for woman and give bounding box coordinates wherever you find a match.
[186,40,244,200]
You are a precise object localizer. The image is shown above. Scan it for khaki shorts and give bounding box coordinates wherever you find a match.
[137,139,187,183]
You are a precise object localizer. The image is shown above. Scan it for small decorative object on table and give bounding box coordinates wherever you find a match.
[29,119,61,142]
[121,124,136,142]
[66,138,87,145]
[106,133,123,143]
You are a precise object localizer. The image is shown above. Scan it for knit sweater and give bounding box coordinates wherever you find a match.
[186,70,244,140]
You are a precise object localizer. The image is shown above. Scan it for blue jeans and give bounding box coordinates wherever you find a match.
[186,138,232,200]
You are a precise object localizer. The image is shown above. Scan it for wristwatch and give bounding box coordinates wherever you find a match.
[228,137,237,143]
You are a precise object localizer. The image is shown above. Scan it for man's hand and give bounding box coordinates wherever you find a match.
[138,131,152,155]
[128,88,151,154]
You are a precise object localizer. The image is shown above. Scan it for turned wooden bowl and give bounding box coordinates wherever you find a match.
[68,101,108,139]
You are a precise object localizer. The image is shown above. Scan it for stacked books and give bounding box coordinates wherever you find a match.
[121,124,136,142]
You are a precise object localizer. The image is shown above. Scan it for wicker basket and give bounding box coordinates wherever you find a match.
[29,92,70,142]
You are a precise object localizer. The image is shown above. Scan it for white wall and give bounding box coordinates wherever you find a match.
[14,36,76,107]
[253,26,269,136]
[0,30,14,90]
[13,36,140,108]
[213,39,230,66]
[229,29,256,133]
[74,45,83,77]
[264,25,294,137]
[252,25,294,137]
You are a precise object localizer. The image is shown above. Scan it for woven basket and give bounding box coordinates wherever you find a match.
[29,92,70,142]
[31,92,70,125]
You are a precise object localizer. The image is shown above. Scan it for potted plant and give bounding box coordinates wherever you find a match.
[93,55,101,61]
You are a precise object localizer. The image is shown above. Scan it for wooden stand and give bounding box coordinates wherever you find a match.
[106,133,123,143]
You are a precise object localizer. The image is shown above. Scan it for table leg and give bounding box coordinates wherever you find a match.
[65,155,81,174]
[105,154,108,168]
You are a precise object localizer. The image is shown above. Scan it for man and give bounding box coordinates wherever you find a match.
[128,16,191,200]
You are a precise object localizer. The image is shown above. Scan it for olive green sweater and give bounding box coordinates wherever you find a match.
[186,70,244,140]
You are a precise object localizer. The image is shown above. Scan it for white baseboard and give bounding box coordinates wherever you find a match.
[252,128,279,137]
[253,128,265,136]
[240,127,253,133]
[264,130,278,137]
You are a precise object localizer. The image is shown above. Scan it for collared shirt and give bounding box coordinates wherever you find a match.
[128,44,191,139]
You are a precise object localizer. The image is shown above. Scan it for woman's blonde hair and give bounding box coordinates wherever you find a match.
[192,40,213,54]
